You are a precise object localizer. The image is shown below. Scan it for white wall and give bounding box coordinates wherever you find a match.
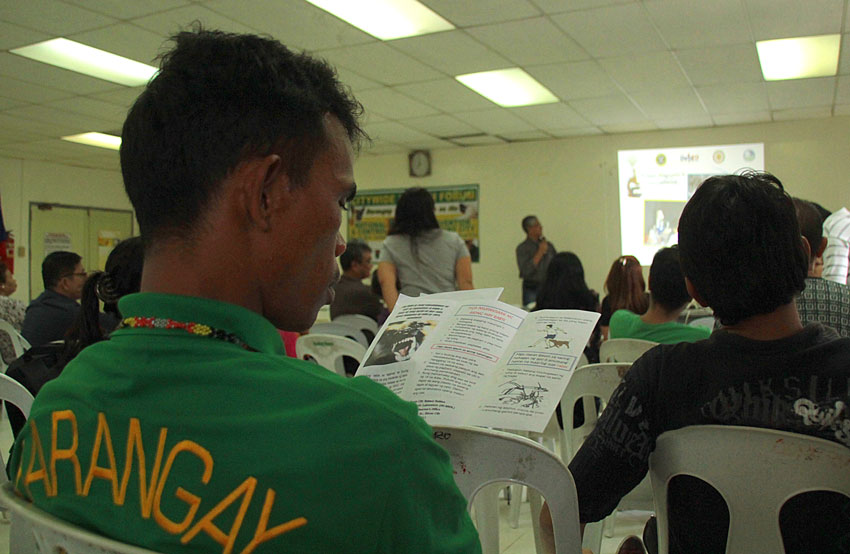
[0,156,129,302]
[353,116,850,305]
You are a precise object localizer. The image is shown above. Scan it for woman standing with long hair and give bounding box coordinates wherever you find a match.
[599,255,649,340]
[377,187,473,310]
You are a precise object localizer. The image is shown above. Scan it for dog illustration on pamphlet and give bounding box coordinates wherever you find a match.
[529,323,570,349]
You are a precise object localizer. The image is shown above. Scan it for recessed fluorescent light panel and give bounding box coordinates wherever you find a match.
[756,34,840,81]
[62,132,121,151]
[455,68,559,107]
[11,38,157,86]
[305,0,454,40]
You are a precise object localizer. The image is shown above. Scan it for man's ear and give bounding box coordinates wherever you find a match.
[685,277,708,307]
[240,154,286,231]
[817,236,828,258]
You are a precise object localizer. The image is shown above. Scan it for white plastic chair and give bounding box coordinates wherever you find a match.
[0,373,34,485]
[309,322,369,347]
[0,483,162,553]
[295,333,367,377]
[432,426,583,554]
[0,318,30,359]
[331,314,379,343]
[599,338,657,363]
[649,425,850,554]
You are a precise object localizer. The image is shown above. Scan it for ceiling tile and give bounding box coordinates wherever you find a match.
[655,115,715,130]
[204,0,373,50]
[0,53,126,95]
[499,130,552,141]
[318,43,443,85]
[45,97,129,125]
[451,135,506,146]
[12,105,117,134]
[0,21,50,50]
[453,109,535,134]
[568,94,648,125]
[836,75,850,103]
[334,67,382,92]
[466,17,587,66]
[360,142,406,156]
[712,111,772,125]
[533,0,637,14]
[0,76,74,104]
[362,121,435,144]
[393,79,495,112]
[744,0,843,40]
[130,5,259,37]
[390,31,511,76]
[400,115,481,137]
[644,0,751,49]
[551,3,666,59]
[697,82,770,114]
[676,44,763,86]
[772,106,833,120]
[766,77,836,110]
[526,60,620,100]
[631,88,707,119]
[548,126,604,137]
[89,86,146,109]
[0,0,116,35]
[0,96,27,111]
[510,103,589,129]
[355,88,439,120]
[0,127,47,144]
[598,121,657,133]
[397,137,457,149]
[419,0,541,26]
[599,52,690,94]
[832,104,850,116]
[839,34,850,74]
[68,23,169,65]
[59,0,190,19]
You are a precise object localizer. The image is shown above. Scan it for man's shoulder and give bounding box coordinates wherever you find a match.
[515,238,533,253]
[27,290,76,311]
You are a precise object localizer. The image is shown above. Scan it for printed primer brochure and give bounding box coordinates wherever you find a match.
[356,288,600,433]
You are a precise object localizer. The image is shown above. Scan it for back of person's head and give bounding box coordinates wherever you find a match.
[679,172,807,325]
[521,215,538,233]
[389,187,439,238]
[42,251,81,290]
[340,240,371,271]
[792,198,825,263]
[534,252,595,311]
[648,246,691,311]
[61,237,145,367]
[604,255,648,314]
[121,26,366,246]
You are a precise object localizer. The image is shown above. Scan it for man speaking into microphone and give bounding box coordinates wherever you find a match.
[516,215,556,306]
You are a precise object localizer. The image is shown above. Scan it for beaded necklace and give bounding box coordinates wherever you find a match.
[118,316,257,352]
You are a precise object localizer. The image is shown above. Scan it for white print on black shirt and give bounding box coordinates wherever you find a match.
[793,398,850,447]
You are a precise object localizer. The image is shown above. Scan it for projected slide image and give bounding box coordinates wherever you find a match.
[687,174,714,199]
[644,200,685,246]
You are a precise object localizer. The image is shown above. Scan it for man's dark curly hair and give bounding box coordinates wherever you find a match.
[121,26,367,244]
[678,171,807,325]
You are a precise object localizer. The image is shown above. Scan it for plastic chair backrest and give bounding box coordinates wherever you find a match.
[432,425,583,554]
[309,322,369,347]
[295,333,367,377]
[559,363,629,461]
[331,314,379,343]
[0,318,31,359]
[0,373,34,485]
[649,425,850,554]
[0,483,162,553]
[599,338,657,363]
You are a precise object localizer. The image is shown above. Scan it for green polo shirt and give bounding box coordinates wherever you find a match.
[609,308,711,344]
[9,293,480,554]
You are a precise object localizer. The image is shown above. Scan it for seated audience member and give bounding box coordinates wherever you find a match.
[21,250,86,346]
[822,206,850,284]
[9,29,480,553]
[599,255,649,340]
[533,252,601,363]
[329,239,384,321]
[0,261,26,363]
[5,237,143,436]
[608,246,711,344]
[794,198,849,337]
[542,172,850,554]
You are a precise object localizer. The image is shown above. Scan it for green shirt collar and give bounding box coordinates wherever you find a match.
[116,292,286,355]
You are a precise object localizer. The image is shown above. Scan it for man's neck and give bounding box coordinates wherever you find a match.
[342,270,361,280]
[721,302,804,341]
[640,300,683,325]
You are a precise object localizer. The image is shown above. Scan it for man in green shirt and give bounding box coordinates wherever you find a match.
[609,246,711,344]
[9,28,480,554]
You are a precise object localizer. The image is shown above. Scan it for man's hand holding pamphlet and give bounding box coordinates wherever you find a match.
[356,288,600,433]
